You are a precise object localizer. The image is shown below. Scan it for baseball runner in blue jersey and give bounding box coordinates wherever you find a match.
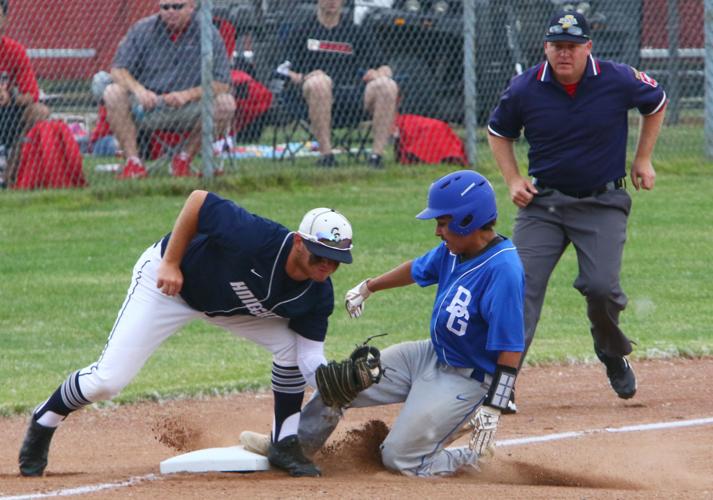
[488,10,667,410]
[18,191,371,478]
[242,170,525,476]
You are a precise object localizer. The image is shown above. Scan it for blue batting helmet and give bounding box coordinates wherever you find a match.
[416,170,497,235]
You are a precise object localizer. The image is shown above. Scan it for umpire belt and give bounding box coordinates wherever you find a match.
[533,177,626,199]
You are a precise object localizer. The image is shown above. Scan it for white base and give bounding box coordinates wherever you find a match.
[160,445,271,474]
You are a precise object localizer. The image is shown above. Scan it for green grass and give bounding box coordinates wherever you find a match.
[1,141,712,415]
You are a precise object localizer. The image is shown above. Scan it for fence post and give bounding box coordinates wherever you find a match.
[706,0,713,158]
[665,0,680,125]
[200,0,216,178]
[463,0,477,166]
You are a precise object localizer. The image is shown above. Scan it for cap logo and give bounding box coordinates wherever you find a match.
[559,14,578,27]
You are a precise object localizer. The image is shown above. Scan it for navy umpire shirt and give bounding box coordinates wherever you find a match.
[160,193,334,342]
[488,55,667,192]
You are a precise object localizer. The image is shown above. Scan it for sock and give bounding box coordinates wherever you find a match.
[271,362,306,442]
[33,370,91,425]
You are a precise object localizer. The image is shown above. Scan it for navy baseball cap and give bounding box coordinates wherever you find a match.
[298,208,353,264]
[545,10,591,44]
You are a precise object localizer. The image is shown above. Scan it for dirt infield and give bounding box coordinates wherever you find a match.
[2,357,713,499]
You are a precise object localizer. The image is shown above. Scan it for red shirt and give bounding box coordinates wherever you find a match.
[0,36,39,102]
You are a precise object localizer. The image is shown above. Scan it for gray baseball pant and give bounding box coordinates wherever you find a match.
[299,339,490,476]
[513,188,634,363]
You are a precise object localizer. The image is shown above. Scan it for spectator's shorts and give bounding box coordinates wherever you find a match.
[138,101,202,131]
[136,92,233,131]
[284,84,368,129]
[0,104,25,149]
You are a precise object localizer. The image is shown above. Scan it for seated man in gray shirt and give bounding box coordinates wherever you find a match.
[105,0,235,179]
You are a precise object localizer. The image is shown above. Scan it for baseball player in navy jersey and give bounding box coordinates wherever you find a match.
[488,10,667,410]
[242,170,525,476]
[18,191,356,478]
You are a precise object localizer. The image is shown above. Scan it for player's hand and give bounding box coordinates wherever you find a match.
[631,159,656,191]
[507,176,538,208]
[468,405,501,459]
[345,279,372,318]
[156,260,184,296]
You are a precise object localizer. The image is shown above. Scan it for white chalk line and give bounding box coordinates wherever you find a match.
[497,416,713,447]
[0,473,161,500]
[4,416,713,500]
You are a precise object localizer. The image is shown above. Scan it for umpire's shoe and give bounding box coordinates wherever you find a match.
[19,418,57,477]
[596,349,637,399]
[268,435,321,477]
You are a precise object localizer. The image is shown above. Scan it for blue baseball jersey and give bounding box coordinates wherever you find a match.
[160,193,334,341]
[411,238,525,375]
[488,56,667,192]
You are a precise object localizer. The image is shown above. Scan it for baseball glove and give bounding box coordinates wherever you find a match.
[316,337,385,408]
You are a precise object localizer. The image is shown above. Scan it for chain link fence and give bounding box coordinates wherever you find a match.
[0,0,709,190]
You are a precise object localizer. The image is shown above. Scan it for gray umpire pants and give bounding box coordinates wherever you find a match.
[513,188,634,364]
[299,340,489,476]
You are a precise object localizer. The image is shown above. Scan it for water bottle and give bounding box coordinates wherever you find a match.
[269,61,292,96]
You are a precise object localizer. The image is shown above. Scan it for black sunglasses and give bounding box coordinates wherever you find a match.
[160,3,187,11]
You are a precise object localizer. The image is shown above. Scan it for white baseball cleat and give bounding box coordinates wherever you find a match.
[240,431,270,457]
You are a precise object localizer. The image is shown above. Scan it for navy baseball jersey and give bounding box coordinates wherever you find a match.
[488,56,667,192]
[411,237,525,375]
[160,193,334,341]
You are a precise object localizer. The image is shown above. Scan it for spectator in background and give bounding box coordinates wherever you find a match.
[106,0,235,179]
[0,0,50,182]
[281,0,398,168]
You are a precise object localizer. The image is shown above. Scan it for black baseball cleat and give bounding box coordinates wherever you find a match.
[268,435,321,477]
[595,349,637,399]
[19,418,57,477]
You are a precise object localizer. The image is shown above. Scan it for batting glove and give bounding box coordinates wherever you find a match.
[468,405,501,459]
[344,279,372,318]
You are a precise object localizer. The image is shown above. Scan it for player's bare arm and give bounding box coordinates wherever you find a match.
[631,106,666,191]
[157,190,208,296]
[488,134,537,208]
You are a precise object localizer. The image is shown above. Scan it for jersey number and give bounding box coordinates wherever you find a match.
[445,286,471,336]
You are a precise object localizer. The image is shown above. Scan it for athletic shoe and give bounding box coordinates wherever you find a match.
[171,153,194,177]
[595,349,637,399]
[315,154,337,168]
[240,430,270,457]
[367,153,383,169]
[18,419,57,477]
[500,390,518,415]
[116,158,147,179]
[268,435,321,477]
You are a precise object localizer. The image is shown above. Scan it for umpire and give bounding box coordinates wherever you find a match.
[488,10,667,407]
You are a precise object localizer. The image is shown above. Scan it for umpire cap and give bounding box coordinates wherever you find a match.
[545,10,591,44]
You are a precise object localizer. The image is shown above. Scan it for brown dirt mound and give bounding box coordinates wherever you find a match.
[319,419,390,471]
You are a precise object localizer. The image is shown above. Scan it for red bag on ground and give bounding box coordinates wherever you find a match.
[231,69,272,134]
[394,114,468,165]
[13,120,87,190]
